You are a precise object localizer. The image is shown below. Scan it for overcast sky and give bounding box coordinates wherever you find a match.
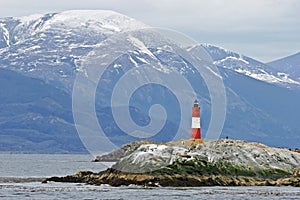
[0,0,299,62]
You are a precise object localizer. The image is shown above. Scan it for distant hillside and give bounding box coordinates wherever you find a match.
[0,68,85,153]
[0,10,299,153]
[267,52,300,81]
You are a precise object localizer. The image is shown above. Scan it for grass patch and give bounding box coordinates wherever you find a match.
[150,158,291,179]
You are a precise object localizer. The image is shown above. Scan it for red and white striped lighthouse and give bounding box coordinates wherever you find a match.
[191,99,201,139]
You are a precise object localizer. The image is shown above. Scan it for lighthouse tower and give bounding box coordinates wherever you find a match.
[191,99,201,139]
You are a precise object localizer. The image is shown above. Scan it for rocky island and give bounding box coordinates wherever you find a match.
[44,139,300,187]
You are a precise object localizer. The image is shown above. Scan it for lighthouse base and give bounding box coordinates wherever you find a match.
[191,128,201,139]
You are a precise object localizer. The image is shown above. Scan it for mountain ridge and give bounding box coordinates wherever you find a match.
[0,10,299,153]
[201,44,300,88]
[267,52,300,82]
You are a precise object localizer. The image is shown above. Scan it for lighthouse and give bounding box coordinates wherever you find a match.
[191,99,201,139]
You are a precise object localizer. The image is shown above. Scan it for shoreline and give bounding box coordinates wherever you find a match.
[44,168,300,187]
[0,172,299,187]
[0,177,46,183]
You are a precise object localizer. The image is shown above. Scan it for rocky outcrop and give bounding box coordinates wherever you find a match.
[94,141,155,162]
[291,149,300,154]
[45,139,300,187]
[94,139,204,162]
[294,169,300,177]
[108,139,300,175]
[44,169,300,187]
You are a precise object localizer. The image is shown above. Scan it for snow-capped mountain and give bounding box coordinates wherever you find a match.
[201,44,300,88]
[0,10,299,153]
[267,52,300,82]
[0,10,147,90]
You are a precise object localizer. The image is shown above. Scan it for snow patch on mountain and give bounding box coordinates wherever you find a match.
[128,36,156,59]
[135,55,150,64]
[214,56,249,65]
[17,14,44,25]
[202,44,300,87]
[38,10,146,34]
[0,23,10,47]
[234,68,300,85]
[128,55,139,67]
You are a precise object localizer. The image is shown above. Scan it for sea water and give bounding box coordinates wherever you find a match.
[0,154,299,200]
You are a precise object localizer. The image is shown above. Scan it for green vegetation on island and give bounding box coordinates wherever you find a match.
[44,139,300,187]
